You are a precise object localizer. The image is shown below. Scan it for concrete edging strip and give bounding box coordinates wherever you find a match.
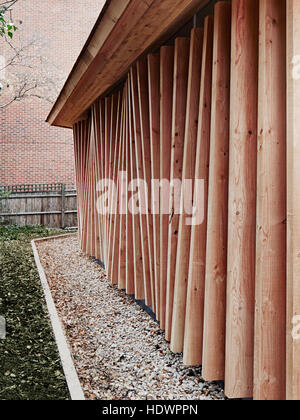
[31,237,85,401]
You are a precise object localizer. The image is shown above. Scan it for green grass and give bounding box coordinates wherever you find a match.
[0,225,70,400]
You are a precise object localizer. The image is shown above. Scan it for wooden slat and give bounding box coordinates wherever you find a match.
[130,65,153,308]
[81,119,91,255]
[286,0,300,402]
[124,81,135,296]
[137,60,156,311]
[93,102,103,261]
[171,26,203,360]
[225,0,259,399]
[128,78,145,300]
[254,0,287,401]
[166,36,190,353]
[90,107,101,261]
[160,45,174,337]
[111,95,125,285]
[104,97,112,263]
[148,53,161,324]
[99,99,107,262]
[107,93,122,276]
[201,1,231,379]
[181,17,214,360]
[118,86,128,290]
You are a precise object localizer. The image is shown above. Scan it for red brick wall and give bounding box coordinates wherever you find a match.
[0,0,105,186]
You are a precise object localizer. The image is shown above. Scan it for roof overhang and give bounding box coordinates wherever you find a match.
[47,0,211,129]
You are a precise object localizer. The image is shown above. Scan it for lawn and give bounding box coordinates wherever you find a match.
[0,225,70,400]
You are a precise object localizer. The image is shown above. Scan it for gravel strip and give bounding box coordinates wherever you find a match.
[37,236,225,400]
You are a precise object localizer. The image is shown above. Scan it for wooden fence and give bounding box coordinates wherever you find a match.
[0,183,77,228]
[72,0,299,400]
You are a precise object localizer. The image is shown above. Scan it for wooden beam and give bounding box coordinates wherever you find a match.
[201,1,231,380]
[124,83,135,296]
[225,0,259,399]
[160,45,174,338]
[166,36,190,353]
[254,0,287,401]
[171,26,204,359]
[128,78,145,301]
[130,65,153,307]
[148,53,161,324]
[118,86,128,290]
[286,0,300,401]
[181,17,213,360]
[137,59,156,312]
[111,95,125,285]
[107,93,121,276]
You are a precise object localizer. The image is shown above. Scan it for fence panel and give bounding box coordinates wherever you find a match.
[0,184,77,229]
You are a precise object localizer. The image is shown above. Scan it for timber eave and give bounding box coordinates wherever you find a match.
[46,0,211,129]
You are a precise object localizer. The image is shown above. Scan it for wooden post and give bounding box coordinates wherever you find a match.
[61,183,66,229]
[171,26,203,360]
[225,0,259,399]
[118,86,127,290]
[201,1,231,379]
[167,36,190,353]
[286,0,300,401]
[107,94,119,272]
[148,53,161,324]
[130,65,153,307]
[111,97,125,285]
[124,83,135,296]
[128,79,145,300]
[254,0,287,401]
[181,16,213,361]
[93,102,105,262]
[107,94,122,278]
[160,45,174,339]
[137,60,156,311]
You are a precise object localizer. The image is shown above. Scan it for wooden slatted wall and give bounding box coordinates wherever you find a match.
[73,0,299,400]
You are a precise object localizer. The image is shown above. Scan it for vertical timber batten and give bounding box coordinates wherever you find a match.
[225,0,259,399]
[254,0,287,401]
[202,1,231,380]
[287,0,300,401]
[64,0,297,401]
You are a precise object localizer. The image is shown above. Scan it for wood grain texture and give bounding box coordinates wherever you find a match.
[170,26,203,361]
[125,82,135,296]
[118,86,127,290]
[181,16,213,361]
[148,53,161,326]
[225,0,259,399]
[167,37,190,353]
[160,46,174,337]
[254,0,287,401]
[130,65,153,307]
[48,0,211,128]
[201,1,231,380]
[137,60,156,313]
[128,79,145,300]
[111,97,125,285]
[286,0,300,401]
[107,94,122,278]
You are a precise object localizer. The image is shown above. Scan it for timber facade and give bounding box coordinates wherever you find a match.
[47,0,300,400]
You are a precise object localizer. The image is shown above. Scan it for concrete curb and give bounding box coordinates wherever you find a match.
[31,236,85,401]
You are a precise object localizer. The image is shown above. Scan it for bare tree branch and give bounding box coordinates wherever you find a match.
[0,0,64,108]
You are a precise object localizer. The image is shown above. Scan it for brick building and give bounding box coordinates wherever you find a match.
[0,0,104,186]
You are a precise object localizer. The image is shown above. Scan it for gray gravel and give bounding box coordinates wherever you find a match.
[37,236,225,400]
